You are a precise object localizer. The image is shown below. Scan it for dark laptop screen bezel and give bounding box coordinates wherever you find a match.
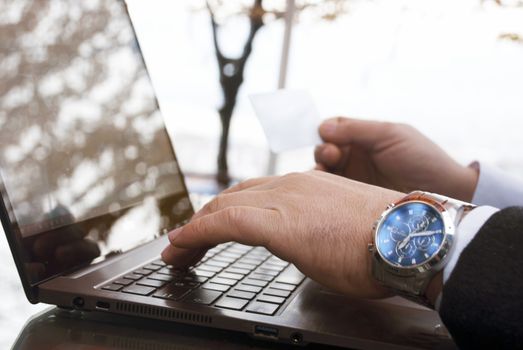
[0,0,194,303]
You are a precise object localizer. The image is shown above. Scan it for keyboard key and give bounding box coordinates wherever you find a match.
[206,247,222,255]
[230,244,252,252]
[213,256,236,264]
[227,290,256,300]
[249,250,271,258]
[239,258,263,265]
[266,258,288,267]
[264,288,291,298]
[122,285,156,296]
[137,279,167,288]
[260,263,285,272]
[143,264,161,271]
[215,297,249,310]
[235,284,262,293]
[123,273,142,281]
[257,295,286,304]
[113,279,133,286]
[197,264,222,273]
[268,256,287,263]
[243,279,268,287]
[202,282,230,292]
[185,289,222,305]
[153,282,193,300]
[249,273,274,282]
[255,268,280,277]
[210,277,237,286]
[232,262,257,270]
[226,267,250,275]
[204,260,229,268]
[193,269,216,278]
[219,252,243,259]
[153,286,192,301]
[274,265,305,285]
[171,280,199,288]
[133,268,152,276]
[151,259,167,267]
[158,267,184,276]
[102,284,122,291]
[228,247,250,255]
[201,253,214,261]
[245,301,280,316]
[271,282,296,292]
[148,273,174,282]
[183,275,208,283]
[217,272,244,280]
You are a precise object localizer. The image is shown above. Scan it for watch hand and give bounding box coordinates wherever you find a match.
[398,235,411,250]
[408,229,442,238]
[397,229,442,250]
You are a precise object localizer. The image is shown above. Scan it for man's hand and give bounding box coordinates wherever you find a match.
[162,171,403,299]
[315,117,478,202]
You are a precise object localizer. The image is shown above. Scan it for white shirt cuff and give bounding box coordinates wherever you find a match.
[435,205,499,310]
[471,161,523,208]
[443,205,499,284]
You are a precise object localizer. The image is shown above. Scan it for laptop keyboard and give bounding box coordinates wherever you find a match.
[100,243,305,316]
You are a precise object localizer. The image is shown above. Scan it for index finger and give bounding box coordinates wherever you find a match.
[168,206,278,250]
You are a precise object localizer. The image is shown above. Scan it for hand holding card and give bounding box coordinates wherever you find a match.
[249,90,322,153]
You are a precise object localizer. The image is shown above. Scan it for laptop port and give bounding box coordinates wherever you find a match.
[72,297,84,308]
[96,301,110,311]
[254,325,279,339]
[291,332,303,344]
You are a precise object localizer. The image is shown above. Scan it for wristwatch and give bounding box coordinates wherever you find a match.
[368,191,476,307]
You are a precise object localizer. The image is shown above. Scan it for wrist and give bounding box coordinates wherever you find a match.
[365,190,405,298]
[449,165,478,203]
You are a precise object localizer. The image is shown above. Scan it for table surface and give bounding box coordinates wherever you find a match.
[13,307,341,350]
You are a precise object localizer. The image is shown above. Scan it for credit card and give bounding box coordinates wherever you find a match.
[249,90,322,153]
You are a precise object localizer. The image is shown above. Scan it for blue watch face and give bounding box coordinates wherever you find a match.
[376,202,445,268]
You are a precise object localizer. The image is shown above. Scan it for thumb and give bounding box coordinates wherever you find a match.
[319,117,390,150]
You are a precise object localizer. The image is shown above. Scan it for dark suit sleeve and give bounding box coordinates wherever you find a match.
[439,207,523,350]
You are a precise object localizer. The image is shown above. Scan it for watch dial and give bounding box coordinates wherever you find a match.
[376,202,445,268]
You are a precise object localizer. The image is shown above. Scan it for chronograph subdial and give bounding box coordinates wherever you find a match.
[395,240,416,258]
[413,235,435,251]
[408,214,430,233]
[387,223,410,242]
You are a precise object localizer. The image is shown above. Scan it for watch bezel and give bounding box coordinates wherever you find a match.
[373,198,455,276]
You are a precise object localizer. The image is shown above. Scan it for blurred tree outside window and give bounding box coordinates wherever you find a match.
[205,0,350,185]
[127,0,523,184]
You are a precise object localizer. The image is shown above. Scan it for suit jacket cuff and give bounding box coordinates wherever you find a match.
[438,207,523,349]
[434,205,499,310]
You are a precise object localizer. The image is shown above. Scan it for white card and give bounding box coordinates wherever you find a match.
[249,90,322,153]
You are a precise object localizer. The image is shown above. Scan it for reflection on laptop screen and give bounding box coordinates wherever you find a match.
[0,0,193,286]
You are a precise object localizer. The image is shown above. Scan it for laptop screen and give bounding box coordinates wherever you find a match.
[0,0,193,287]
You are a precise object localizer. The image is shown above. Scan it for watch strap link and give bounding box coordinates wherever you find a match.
[401,191,476,227]
[371,256,435,307]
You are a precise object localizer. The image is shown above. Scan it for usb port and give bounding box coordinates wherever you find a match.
[254,325,279,339]
[96,301,110,310]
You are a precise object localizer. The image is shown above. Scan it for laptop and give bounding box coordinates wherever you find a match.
[0,1,455,349]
